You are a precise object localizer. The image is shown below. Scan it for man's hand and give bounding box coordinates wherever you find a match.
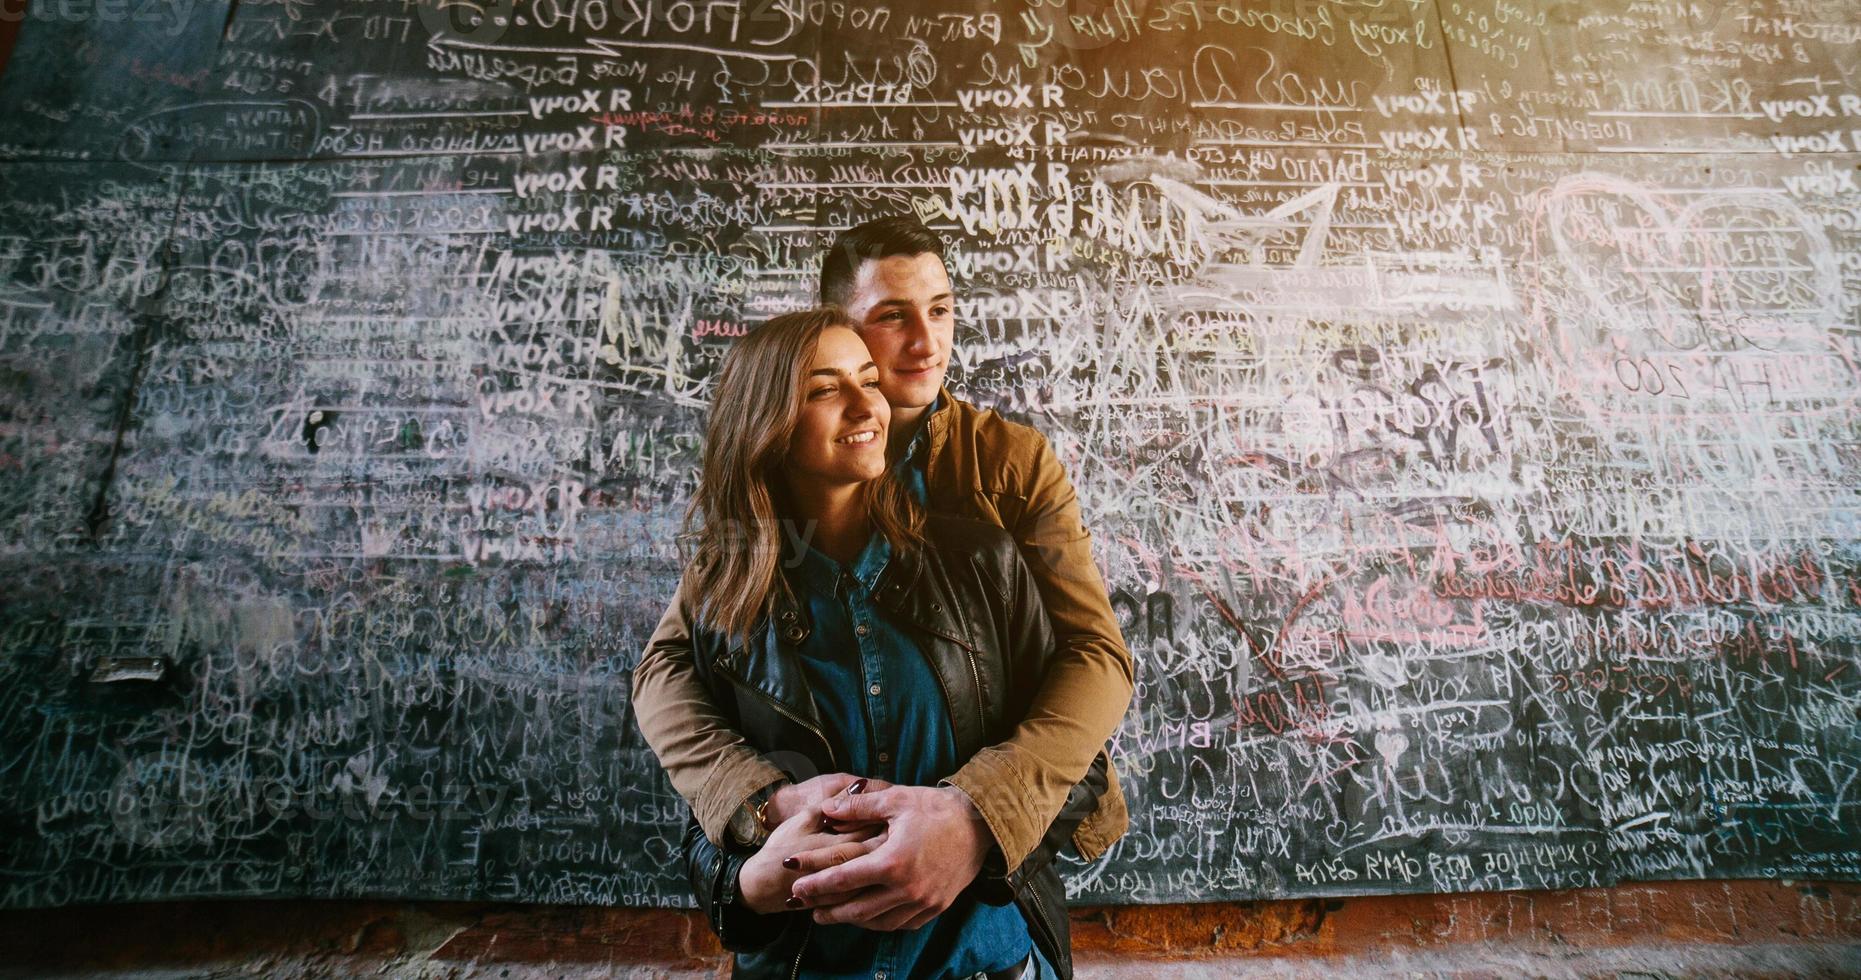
[765,774,895,828]
[788,785,992,931]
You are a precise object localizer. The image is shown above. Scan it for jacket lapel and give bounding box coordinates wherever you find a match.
[873,544,990,759]
[710,589,829,742]
[705,540,993,768]
[923,387,975,506]
[870,544,968,646]
[923,390,1002,528]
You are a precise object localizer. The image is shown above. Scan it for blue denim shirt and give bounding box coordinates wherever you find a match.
[783,520,1031,979]
[894,392,939,507]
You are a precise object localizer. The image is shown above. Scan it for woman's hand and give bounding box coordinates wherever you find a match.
[789,785,992,931]
[737,804,886,915]
[766,774,895,827]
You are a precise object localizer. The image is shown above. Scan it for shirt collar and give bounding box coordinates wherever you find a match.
[784,522,893,601]
[897,391,942,467]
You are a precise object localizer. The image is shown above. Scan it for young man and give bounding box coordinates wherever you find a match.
[632,217,1132,966]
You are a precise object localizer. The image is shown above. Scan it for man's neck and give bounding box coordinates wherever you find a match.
[887,402,931,457]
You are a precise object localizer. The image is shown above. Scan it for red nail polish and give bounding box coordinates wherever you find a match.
[785,896,803,909]
[850,778,867,794]
[782,857,799,870]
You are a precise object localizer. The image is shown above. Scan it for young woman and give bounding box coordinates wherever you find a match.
[647,308,1096,979]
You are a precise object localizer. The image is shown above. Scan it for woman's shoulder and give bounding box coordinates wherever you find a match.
[919,512,1026,582]
[921,512,1016,550]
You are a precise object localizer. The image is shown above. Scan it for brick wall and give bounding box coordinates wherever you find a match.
[4,881,1858,976]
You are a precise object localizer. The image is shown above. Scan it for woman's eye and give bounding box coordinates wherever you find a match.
[809,387,833,398]
[862,379,881,389]
[932,307,951,318]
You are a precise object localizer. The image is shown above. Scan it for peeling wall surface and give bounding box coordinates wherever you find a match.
[0,0,1859,913]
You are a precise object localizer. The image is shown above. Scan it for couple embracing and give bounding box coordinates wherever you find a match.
[632,216,1134,980]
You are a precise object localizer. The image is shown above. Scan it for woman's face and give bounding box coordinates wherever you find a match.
[783,325,890,488]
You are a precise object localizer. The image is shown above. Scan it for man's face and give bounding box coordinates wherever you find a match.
[842,252,954,414]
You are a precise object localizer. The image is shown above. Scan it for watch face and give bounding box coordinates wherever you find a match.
[730,808,764,846]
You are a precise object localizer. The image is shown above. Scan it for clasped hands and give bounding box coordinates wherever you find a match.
[736,773,992,931]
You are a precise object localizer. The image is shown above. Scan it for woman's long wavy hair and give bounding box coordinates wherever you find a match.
[681,307,924,643]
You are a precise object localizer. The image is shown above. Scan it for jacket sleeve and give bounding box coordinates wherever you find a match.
[633,572,792,846]
[941,435,1135,873]
[963,747,1111,906]
[682,812,798,952]
[949,528,1113,905]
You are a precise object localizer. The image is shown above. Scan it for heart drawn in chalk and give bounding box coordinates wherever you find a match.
[1542,172,1839,356]
[1374,730,1410,766]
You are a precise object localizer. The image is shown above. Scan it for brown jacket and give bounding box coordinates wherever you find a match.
[631,389,1132,870]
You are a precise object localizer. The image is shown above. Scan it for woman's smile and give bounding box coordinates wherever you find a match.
[786,326,893,488]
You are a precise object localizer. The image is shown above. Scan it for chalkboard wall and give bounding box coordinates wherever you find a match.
[1,0,1857,908]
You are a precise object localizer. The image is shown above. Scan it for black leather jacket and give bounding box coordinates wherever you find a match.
[678,514,1112,979]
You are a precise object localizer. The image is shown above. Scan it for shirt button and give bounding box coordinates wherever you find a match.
[856,624,869,637]
[869,683,882,696]
[877,753,890,764]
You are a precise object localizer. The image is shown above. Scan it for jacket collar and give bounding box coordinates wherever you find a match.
[765,518,861,645]
[870,539,972,651]
[925,385,956,472]
[718,532,976,695]
[704,523,994,783]
[718,524,973,661]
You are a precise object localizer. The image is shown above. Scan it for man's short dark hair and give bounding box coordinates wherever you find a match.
[819,215,947,307]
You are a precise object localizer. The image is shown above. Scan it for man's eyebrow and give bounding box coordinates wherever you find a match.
[873,292,953,307]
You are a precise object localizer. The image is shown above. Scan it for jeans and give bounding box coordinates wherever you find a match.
[1028,939,1061,980]
[965,939,1061,980]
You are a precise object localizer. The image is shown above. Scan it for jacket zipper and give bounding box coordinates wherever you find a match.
[955,558,991,739]
[789,919,811,980]
[961,645,986,739]
[1025,883,1059,975]
[718,666,820,979]
[719,668,838,770]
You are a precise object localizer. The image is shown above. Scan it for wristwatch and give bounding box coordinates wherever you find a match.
[726,779,787,849]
